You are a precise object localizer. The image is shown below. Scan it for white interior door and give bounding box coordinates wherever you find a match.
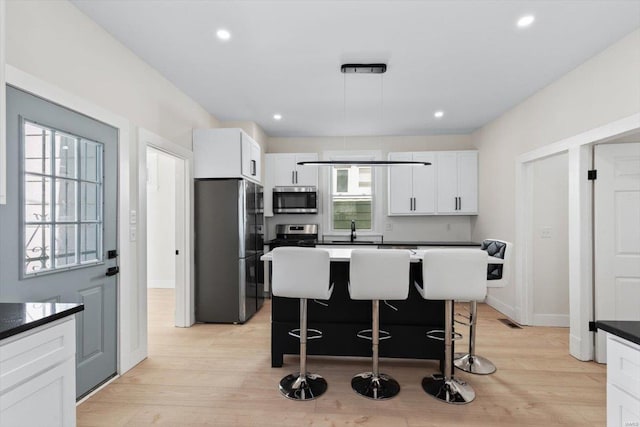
[594,142,640,363]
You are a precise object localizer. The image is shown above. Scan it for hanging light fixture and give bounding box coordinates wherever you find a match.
[297,63,431,167]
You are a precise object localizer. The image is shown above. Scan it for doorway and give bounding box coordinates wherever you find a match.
[530,152,570,327]
[138,129,193,328]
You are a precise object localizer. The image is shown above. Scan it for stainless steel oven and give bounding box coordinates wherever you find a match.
[273,186,318,214]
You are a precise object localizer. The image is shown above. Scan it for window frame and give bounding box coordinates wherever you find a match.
[322,150,383,236]
[20,117,105,278]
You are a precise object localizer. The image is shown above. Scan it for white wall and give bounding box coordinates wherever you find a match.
[532,152,569,326]
[147,149,176,289]
[471,29,640,317]
[266,134,475,241]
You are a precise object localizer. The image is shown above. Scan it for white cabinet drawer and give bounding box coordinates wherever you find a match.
[0,318,75,393]
[608,383,640,427]
[607,334,640,399]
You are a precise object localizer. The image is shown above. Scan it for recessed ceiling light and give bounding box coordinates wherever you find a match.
[216,29,231,41]
[434,111,444,119]
[517,15,535,28]
[273,114,282,121]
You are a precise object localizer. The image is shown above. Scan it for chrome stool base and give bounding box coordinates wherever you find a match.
[351,372,400,400]
[454,353,497,375]
[422,374,476,404]
[279,373,328,401]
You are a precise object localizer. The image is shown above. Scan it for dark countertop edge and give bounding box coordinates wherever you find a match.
[0,304,84,341]
[595,320,640,346]
[268,240,481,247]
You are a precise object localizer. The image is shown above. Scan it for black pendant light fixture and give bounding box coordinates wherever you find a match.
[297,63,431,167]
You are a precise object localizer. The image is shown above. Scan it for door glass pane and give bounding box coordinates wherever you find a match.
[24,122,51,175]
[54,224,77,267]
[24,174,51,222]
[24,224,52,273]
[55,179,77,222]
[80,139,101,182]
[81,182,100,221]
[54,133,77,178]
[80,223,100,263]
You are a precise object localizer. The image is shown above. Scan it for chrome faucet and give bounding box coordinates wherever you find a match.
[350,220,356,242]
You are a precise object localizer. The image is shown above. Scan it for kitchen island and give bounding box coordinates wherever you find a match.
[261,248,501,368]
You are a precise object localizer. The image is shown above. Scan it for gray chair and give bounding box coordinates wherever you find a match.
[271,247,333,401]
[415,249,487,404]
[454,239,512,375]
[348,249,410,400]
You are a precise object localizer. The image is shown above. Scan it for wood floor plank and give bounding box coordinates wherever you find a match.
[77,289,606,426]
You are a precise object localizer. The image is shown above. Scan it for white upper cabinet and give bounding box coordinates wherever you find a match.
[193,128,261,184]
[388,150,478,215]
[436,150,478,214]
[271,153,318,187]
[388,151,436,215]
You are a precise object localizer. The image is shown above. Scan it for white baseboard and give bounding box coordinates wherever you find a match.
[147,279,175,289]
[532,313,570,327]
[569,333,593,361]
[484,294,517,320]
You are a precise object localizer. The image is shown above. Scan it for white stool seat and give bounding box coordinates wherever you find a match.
[348,249,410,400]
[415,249,487,405]
[349,249,410,300]
[271,247,333,401]
[272,247,333,300]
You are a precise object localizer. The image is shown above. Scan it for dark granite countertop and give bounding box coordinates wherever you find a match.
[596,320,640,346]
[0,302,84,340]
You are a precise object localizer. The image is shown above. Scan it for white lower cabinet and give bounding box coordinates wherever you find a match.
[0,318,77,427]
[606,333,640,427]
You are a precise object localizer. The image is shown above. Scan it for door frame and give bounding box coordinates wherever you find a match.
[515,112,640,361]
[5,64,145,374]
[138,128,194,327]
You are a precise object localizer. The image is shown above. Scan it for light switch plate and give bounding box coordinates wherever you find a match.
[385,223,393,231]
[540,226,552,239]
[130,210,137,224]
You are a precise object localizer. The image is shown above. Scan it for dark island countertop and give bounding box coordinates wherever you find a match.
[0,302,84,341]
[596,320,640,346]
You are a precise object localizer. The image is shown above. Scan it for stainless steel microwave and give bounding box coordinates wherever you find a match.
[273,186,318,214]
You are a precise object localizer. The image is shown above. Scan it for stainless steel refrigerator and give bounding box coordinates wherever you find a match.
[195,179,265,323]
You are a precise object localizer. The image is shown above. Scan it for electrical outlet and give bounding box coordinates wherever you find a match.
[385,223,393,231]
[540,226,552,239]
[129,226,137,242]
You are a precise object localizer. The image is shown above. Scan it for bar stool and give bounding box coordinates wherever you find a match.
[349,249,410,400]
[454,239,512,375]
[415,249,487,404]
[271,247,333,401]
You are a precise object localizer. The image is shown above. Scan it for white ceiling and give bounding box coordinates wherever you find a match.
[71,1,640,138]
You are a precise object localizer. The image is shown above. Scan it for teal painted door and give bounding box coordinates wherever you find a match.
[0,86,118,398]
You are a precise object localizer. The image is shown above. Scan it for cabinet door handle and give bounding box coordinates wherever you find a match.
[295,170,298,184]
[410,197,413,211]
[250,160,256,176]
[292,170,295,184]
[412,197,416,211]
[458,197,462,211]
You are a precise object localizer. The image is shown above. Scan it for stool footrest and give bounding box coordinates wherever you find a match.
[356,329,392,341]
[426,329,463,342]
[288,328,323,340]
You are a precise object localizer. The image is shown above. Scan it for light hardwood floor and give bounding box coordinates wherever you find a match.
[77,289,606,426]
